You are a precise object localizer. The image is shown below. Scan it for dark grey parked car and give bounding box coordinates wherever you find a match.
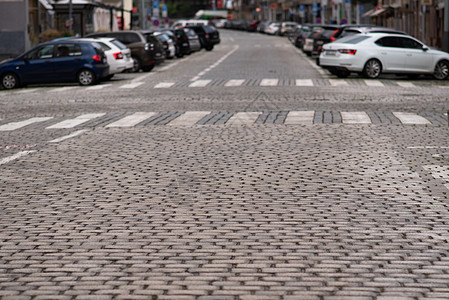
[86,30,165,72]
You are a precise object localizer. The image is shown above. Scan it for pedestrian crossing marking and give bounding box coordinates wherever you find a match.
[295,79,314,86]
[189,80,212,87]
[423,165,449,189]
[392,112,431,125]
[260,79,279,86]
[106,112,157,128]
[0,111,437,132]
[284,111,314,124]
[364,80,384,87]
[49,87,77,93]
[168,111,211,126]
[226,112,261,125]
[396,82,416,88]
[0,117,53,131]
[225,79,245,87]
[154,82,175,89]
[46,113,106,129]
[341,111,372,124]
[120,82,144,89]
[86,84,111,90]
[329,79,349,87]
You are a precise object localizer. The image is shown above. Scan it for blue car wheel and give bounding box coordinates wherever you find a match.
[78,69,96,86]
[1,72,19,89]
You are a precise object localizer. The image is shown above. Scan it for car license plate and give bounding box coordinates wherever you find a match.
[325,50,337,56]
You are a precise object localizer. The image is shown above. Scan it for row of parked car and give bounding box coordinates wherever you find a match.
[0,24,220,89]
[287,24,449,80]
[220,18,449,80]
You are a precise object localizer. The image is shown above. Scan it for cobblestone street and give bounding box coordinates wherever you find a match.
[1,29,449,299]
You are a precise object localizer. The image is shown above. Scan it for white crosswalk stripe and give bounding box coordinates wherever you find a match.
[106,112,157,128]
[423,165,449,190]
[284,111,315,124]
[86,84,111,90]
[49,87,77,93]
[225,79,245,87]
[295,79,314,86]
[329,79,349,87]
[46,113,106,129]
[396,82,416,88]
[364,80,384,87]
[154,82,175,88]
[260,79,279,86]
[120,82,144,89]
[189,80,211,87]
[341,111,372,124]
[226,112,261,125]
[168,111,211,126]
[0,117,53,131]
[392,112,431,124]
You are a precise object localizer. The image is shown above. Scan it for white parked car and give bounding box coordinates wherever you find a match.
[265,22,281,35]
[319,33,449,79]
[80,37,133,78]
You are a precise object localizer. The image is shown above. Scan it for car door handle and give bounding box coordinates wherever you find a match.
[406,54,412,56]
[381,52,387,55]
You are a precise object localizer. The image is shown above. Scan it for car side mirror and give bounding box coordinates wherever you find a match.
[422,46,429,51]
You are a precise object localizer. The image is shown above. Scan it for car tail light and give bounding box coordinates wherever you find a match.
[338,49,357,55]
[92,54,101,62]
[318,46,323,52]
[113,52,123,59]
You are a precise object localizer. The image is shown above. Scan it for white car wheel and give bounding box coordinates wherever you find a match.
[434,60,449,80]
[363,59,382,79]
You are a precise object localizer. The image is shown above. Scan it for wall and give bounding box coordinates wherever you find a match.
[0,0,29,58]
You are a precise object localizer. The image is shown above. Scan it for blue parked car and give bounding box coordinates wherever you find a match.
[0,40,109,89]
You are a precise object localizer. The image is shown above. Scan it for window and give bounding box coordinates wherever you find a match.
[96,42,111,51]
[375,37,402,48]
[55,44,82,57]
[400,37,423,49]
[27,45,54,60]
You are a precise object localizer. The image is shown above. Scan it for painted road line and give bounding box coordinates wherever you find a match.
[225,79,245,87]
[154,82,175,89]
[226,112,261,125]
[191,45,239,81]
[364,80,384,87]
[49,87,77,93]
[392,112,431,124]
[168,111,211,126]
[423,165,449,181]
[341,111,372,124]
[189,80,212,87]
[260,79,279,86]
[0,151,37,166]
[295,79,314,87]
[120,82,144,89]
[396,82,416,88]
[46,113,106,129]
[48,129,90,143]
[86,84,112,90]
[284,111,315,125]
[0,117,53,131]
[15,88,40,94]
[329,79,349,87]
[106,112,157,128]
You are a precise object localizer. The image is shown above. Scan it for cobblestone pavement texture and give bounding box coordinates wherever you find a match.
[1,125,449,299]
[1,29,449,299]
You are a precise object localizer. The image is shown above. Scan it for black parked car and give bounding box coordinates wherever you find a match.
[184,25,220,51]
[311,25,342,57]
[86,30,165,72]
[160,28,190,57]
